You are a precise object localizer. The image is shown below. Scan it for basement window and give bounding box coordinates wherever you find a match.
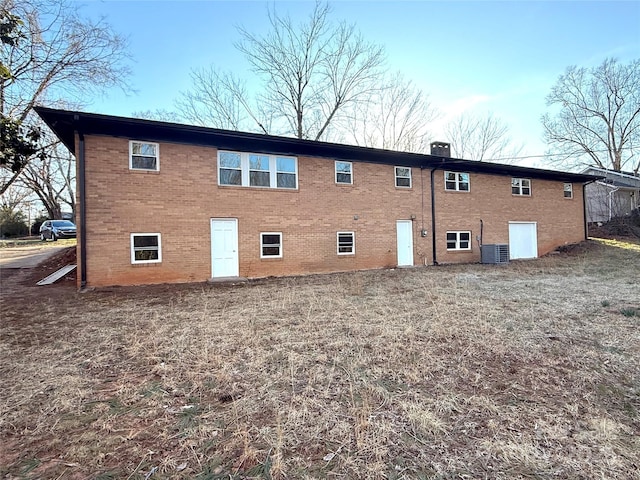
[445,171,470,191]
[261,232,282,258]
[131,233,162,264]
[512,178,531,196]
[218,151,298,189]
[446,231,471,251]
[337,231,355,255]
[395,167,412,188]
[335,161,353,184]
[564,183,573,199]
[130,141,159,171]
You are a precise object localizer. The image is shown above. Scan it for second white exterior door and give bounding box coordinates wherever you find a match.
[396,220,414,266]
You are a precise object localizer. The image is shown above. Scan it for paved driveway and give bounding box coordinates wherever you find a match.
[0,245,68,269]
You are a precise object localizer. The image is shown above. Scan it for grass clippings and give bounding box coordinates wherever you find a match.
[1,238,639,479]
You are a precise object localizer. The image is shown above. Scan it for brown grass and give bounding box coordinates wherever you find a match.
[1,238,639,479]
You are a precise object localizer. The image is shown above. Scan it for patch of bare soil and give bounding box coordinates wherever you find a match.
[589,211,640,239]
[1,246,76,298]
[1,239,639,479]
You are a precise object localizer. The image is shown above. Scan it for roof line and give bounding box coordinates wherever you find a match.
[582,166,640,181]
[34,106,603,184]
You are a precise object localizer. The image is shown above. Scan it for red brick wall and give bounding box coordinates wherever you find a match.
[77,135,585,287]
[433,171,584,264]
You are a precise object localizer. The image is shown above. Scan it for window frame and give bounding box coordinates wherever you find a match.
[564,183,573,199]
[446,231,472,251]
[129,141,160,172]
[260,232,283,259]
[444,171,470,192]
[512,178,531,196]
[395,166,412,188]
[249,154,271,188]
[130,233,162,264]
[335,161,353,185]
[217,151,298,190]
[337,231,355,255]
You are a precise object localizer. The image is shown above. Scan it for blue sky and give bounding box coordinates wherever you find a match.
[80,0,640,167]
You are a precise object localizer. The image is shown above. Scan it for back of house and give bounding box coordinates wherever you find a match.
[36,107,598,288]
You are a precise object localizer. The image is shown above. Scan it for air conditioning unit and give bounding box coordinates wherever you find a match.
[481,244,509,264]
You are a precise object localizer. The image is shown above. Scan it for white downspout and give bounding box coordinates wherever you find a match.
[609,187,620,220]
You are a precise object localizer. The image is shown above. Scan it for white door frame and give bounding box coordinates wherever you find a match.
[210,218,239,278]
[396,220,414,266]
[508,221,538,260]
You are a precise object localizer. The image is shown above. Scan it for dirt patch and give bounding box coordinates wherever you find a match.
[1,246,76,297]
[589,211,640,239]
[552,239,601,256]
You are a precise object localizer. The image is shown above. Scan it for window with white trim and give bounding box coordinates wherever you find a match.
[130,141,159,171]
[337,231,355,255]
[512,178,531,196]
[249,154,270,187]
[395,167,412,188]
[260,232,282,258]
[564,183,573,198]
[446,231,471,251]
[218,151,298,189]
[445,171,470,191]
[276,157,297,188]
[131,233,162,263]
[335,161,353,184]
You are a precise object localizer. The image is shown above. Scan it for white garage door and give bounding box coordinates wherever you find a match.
[508,222,538,260]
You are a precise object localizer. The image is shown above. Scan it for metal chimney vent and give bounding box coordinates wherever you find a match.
[481,244,509,264]
[430,141,451,158]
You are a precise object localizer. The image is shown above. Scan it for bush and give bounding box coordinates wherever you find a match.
[31,214,49,236]
[0,210,28,238]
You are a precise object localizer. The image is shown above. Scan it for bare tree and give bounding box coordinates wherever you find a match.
[0,178,30,213]
[19,137,74,218]
[178,2,385,140]
[542,58,640,174]
[177,69,253,130]
[445,113,522,162]
[131,109,184,123]
[0,0,131,194]
[341,73,438,152]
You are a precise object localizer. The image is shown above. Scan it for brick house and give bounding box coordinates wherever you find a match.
[35,107,599,288]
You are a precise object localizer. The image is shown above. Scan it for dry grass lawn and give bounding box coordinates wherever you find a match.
[1,238,639,479]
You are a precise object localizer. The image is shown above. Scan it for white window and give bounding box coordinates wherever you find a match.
[249,154,270,187]
[131,233,162,264]
[512,178,531,196]
[260,232,282,258]
[446,231,471,251]
[337,231,355,255]
[276,157,297,188]
[564,183,573,199]
[130,141,159,171]
[335,161,353,184]
[218,151,298,189]
[395,167,412,188]
[445,171,470,191]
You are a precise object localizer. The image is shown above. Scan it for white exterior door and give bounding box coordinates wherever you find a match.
[211,219,239,278]
[508,222,538,260]
[396,220,414,266]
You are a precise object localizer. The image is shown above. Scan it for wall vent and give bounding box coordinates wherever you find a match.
[481,244,509,264]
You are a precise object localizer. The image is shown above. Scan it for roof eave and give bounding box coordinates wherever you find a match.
[34,106,602,184]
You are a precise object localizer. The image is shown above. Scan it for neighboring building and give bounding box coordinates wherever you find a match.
[582,167,640,223]
[36,107,599,288]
